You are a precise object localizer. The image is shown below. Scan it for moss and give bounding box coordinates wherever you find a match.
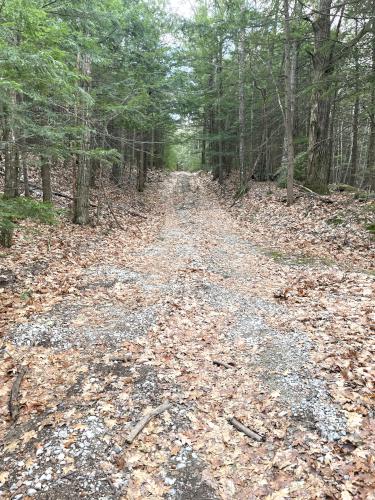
[366,223,375,235]
[264,248,333,267]
[362,203,375,213]
[267,250,284,260]
[20,289,33,301]
[335,184,358,193]
[353,191,373,201]
[327,216,344,226]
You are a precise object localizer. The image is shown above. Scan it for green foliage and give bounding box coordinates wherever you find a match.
[327,216,344,226]
[0,0,177,183]
[276,152,307,188]
[335,184,358,193]
[353,191,374,201]
[0,218,14,248]
[20,289,33,301]
[366,223,375,235]
[0,196,57,246]
[163,144,178,171]
[0,196,57,225]
[0,196,58,247]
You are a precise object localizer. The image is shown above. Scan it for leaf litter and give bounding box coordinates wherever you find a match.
[0,172,374,499]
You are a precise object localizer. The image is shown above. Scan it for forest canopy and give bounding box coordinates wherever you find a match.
[1,0,374,225]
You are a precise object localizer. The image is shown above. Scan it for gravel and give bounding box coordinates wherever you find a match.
[10,303,157,349]
[1,172,348,499]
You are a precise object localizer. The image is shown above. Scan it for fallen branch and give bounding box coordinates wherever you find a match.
[213,360,235,369]
[124,208,147,220]
[126,402,172,444]
[295,183,334,204]
[228,417,264,442]
[9,367,27,422]
[29,184,97,207]
[107,202,125,230]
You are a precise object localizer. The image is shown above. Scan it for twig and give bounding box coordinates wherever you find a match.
[126,402,172,444]
[228,417,264,442]
[9,367,27,422]
[124,208,147,219]
[213,360,235,369]
[29,184,98,208]
[107,202,125,230]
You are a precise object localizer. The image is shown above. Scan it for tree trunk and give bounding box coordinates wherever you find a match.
[137,135,145,192]
[150,127,155,170]
[217,39,224,184]
[111,127,124,185]
[73,53,91,225]
[283,0,295,205]
[41,156,52,203]
[90,131,99,188]
[22,137,30,197]
[306,0,333,194]
[201,111,207,169]
[131,128,136,180]
[349,20,360,187]
[366,10,375,191]
[238,22,246,188]
[327,84,338,183]
[3,101,19,199]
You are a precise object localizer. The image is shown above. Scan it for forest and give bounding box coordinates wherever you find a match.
[0,0,374,499]
[1,0,375,227]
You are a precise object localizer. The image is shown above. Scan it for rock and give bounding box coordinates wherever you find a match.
[0,269,16,286]
[165,477,176,485]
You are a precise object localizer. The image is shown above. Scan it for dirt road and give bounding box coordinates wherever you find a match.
[0,173,357,498]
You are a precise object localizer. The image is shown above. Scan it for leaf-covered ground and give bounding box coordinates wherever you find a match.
[0,173,374,499]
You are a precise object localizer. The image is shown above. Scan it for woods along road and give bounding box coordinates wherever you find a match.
[0,173,369,499]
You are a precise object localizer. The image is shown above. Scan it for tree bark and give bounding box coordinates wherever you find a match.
[201,111,207,169]
[21,136,30,197]
[306,0,334,194]
[111,127,124,185]
[366,9,375,191]
[137,135,145,192]
[217,38,224,184]
[238,21,246,188]
[41,156,52,203]
[150,127,155,171]
[73,52,91,225]
[3,101,19,199]
[284,0,295,205]
[349,20,360,187]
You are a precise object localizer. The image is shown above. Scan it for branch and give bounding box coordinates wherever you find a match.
[336,19,372,62]
[9,367,27,422]
[107,201,125,230]
[228,417,264,442]
[28,184,97,208]
[126,402,172,444]
[213,360,236,369]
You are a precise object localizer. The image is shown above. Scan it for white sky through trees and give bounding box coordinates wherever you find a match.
[167,0,195,18]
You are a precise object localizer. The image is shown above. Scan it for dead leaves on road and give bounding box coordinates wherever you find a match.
[0,174,374,498]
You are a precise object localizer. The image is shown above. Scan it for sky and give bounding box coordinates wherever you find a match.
[166,0,196,18]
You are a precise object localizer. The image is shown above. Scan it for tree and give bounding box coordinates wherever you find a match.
[283,0,295,205]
